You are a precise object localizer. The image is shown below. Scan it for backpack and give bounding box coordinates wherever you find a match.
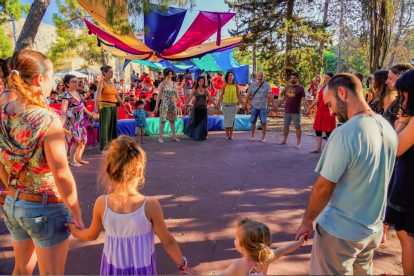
[186,78,192,86]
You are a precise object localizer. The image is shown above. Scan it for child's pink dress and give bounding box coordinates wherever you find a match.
[100,196,156,275]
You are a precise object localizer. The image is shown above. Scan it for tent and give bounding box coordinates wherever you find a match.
[54,70,88,78]
[75,68,101,76]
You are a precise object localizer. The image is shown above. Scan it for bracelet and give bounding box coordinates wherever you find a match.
[94,109,98,113]
[0,188,3,195]
[399,121,408,124]
[176,257,189,271]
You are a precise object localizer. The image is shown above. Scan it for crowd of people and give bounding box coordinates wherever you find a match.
[0,49,413,275]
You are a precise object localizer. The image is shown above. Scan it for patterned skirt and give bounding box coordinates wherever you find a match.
[222,103,237,128]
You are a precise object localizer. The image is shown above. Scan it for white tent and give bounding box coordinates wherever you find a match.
[53,70,88,78]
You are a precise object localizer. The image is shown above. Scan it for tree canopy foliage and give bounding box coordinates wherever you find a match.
[229,0,414,86]
[0,0,30,58]
[46,0,103,70]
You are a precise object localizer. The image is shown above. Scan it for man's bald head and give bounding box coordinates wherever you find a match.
[257,71,265,83]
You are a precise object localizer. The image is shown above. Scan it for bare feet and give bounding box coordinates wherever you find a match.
[225,137,229,140]
[100,151,108,154]
[310,149,321,153]
[69,161,83,167]
[249,137,255,141]
[295,145,301,149]
[278,141,287,145]
[262,138,266,143]
[230,136,235,140]
[173,138,180,142]
[382,233,387,243]
[141,141,147,144]
[158,139,164,143]
[205,136,209,140]
[77,160,89,164]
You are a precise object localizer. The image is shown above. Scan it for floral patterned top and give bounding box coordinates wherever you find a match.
[0,103,60,196]
[159,82,178,122]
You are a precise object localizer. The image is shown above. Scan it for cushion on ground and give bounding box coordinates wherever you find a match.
[182,115,222,131]
[219,114,257,131]
[93,118,184,136]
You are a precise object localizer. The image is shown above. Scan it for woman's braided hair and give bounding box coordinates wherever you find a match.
[7,50,51,109]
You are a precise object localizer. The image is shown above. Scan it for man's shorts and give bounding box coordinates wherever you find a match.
[250,107,268,125]
[283,113,301,129]
[136,126,146,136]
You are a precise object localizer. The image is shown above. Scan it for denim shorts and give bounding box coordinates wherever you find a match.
[250,107,268,125]
[283,112,301,128]
[2,191,72,248]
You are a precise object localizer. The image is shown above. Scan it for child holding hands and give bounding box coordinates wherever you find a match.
[219,218,307,275]
[66,136,195,275]
[127,100,155,145]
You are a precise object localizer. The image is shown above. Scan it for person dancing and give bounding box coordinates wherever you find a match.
[0,50,83,275]
[93,65,128,153]
[154,68,185,143]
[216,72,243,140]
[384,70,414,275]
[306,72,336,153]
[61,75,93,167]
[183,76,216,141]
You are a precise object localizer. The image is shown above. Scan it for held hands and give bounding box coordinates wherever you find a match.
[65,217,85,236]
[295,221,313,248]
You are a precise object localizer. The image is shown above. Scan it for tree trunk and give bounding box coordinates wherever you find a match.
[336,0,344,74]
[373,0,386,71]
[252,3,257,74]
[252,46,257,74]
[388,0,405,67]
[285,0,295,80]
[14,0,51,52]
[318,0,330,65]
[101,49,107,66]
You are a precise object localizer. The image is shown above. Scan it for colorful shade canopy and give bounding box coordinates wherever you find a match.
[77,0,242,61]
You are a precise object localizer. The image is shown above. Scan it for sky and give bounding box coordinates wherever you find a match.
[20,0,239,39]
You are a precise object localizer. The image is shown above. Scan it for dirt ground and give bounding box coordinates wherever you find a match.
[0,128,403,275]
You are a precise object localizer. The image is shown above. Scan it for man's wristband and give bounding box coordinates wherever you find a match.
[176,257,189,271]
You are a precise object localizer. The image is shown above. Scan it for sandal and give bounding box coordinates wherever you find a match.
[69,161,83,167]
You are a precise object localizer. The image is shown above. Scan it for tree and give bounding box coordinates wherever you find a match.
[14,0,51,52]
[46,0,103,70]
[0,0,29,57]
[226,0,332,84]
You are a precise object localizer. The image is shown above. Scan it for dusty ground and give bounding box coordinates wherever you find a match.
[0,129,403,275]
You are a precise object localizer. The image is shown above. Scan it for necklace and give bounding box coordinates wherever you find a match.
[352,109,372,117]
[104,78,112,87]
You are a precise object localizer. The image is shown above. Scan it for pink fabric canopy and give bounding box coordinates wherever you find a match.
[84,19,151,55]
[160,11,235,57]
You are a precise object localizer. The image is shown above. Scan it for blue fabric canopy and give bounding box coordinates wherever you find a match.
[158,60,198,72]
[144,5,187,54]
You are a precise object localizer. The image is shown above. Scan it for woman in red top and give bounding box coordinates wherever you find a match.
[306,72,336,153]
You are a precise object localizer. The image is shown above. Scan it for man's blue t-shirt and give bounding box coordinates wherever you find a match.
[315,114,398,241]
[133,109,149,127]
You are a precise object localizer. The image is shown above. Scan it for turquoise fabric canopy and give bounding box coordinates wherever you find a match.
[130,49,250,84]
